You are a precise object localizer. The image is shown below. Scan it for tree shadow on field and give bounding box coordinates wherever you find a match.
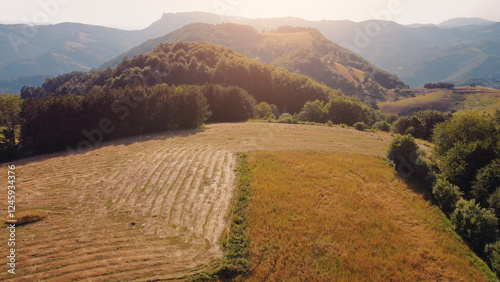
[108,127,206,147]
[3,127,206,167]
[394,171,435,204]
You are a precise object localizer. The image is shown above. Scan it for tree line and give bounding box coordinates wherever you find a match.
[21,83,257,154]
[0,41,341,159]
[3,41,386,160]
[424,82,455,89]
[387,110,500,276]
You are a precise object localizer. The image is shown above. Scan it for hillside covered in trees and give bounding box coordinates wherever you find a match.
[19,41,373,154]
[22,41,339,111]
[100,23,407,99]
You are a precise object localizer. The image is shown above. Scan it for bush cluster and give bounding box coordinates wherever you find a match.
[389,111,500,276]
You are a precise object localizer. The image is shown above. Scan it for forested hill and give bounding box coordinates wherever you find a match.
[100,23,407,98]
[22,41,338,113]
[20,41,353,153]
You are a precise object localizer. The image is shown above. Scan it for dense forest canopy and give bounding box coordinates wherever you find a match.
[22,41,337,113]
[100,23,408,98]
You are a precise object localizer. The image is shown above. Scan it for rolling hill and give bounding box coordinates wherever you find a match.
[0,12,254,93]
[1,122,495,280]
[0,23,143,79]
[100,23,407,97]
[378,86,500,115]
[439,17,496,28]
[20,41,338,112]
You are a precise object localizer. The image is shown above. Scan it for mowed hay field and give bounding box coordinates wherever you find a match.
[245,151,494,281]
[0,123,397,281]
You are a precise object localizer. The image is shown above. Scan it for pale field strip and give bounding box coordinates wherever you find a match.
[0,122,398,281]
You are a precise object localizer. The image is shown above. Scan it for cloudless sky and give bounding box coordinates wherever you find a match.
[1,0,499,29]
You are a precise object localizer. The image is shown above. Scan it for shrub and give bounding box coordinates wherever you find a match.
[387,134,420,170]
[485,241,500,277]
[325,96,372,126]
[439,141,496,194]
[386,114,399,124]
[450,198,498,255]
[494,110,500,127]
[387,134,433,185]
[254,101,275,120]
[432,178,463,215]
[433,111,497,157]
[373,121,391,132]
[392,111,451,140]
[298,100,326,123]
[488,189,500,219]
[278,113,296,124]
[472,159,500,205]
[354,122,366,131]
[414,110,452,140]
[393,116,424,139]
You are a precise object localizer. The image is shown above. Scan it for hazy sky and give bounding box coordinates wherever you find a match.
[1,0,499,29]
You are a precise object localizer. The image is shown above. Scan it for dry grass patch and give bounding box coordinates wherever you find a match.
[379,90,454,115]
[379,87,500,115]
[0,123,415,281]
[245,151,494,281]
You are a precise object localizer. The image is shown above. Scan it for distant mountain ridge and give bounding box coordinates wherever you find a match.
[122,13,500,88]
[1,12,499,93]
[438,17,495,28]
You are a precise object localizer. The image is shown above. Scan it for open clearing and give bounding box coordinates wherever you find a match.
[379,86,500,115]
[0,123,397,281]
[245,151,493,281]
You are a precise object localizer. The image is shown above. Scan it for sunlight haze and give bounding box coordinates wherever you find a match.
[0,0,499,29]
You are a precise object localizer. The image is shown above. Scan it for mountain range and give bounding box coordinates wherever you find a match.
[1,12,499,93]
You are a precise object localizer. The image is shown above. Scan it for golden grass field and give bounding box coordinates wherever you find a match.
[0,123,399,281]
[379,86,500,115]
[244,151,494,281]
[0,122,494,280]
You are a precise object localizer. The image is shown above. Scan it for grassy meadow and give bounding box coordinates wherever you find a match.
[0,123,495,280]
[242,151,495,281]
[0,123,398,281]
[379,87,500,115]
